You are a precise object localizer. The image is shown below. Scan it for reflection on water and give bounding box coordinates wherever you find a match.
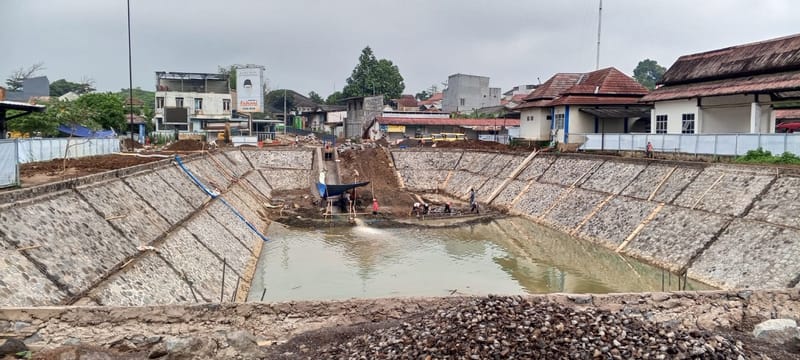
[248,218,711,302]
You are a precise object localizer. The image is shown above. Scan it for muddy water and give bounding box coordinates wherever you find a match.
[248,218,711,302]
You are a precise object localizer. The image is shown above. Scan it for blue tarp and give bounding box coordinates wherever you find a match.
[317,181,370,198]
[57,124,117,138]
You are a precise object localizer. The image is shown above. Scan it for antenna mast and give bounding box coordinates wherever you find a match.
[596,0,602,70]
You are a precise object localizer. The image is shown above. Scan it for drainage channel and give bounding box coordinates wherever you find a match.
[248,217,712,302]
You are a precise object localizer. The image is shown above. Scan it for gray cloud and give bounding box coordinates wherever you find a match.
[2,0,798,97]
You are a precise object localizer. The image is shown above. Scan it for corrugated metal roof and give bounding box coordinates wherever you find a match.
[641,70,800,102]
[660,33,800,85]
[376,117,520,127]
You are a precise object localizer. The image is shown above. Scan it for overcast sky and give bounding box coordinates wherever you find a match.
[3,1,798,97]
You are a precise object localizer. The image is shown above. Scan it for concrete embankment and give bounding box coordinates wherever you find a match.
[0,149,314,307]
[392,149,800,290]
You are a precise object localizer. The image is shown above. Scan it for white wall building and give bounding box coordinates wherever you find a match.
[641,34,800,135]
[154,72,233,131]
[442,73,501,113]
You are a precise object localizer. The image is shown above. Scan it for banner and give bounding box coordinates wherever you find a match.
[236,67,264,112]
[387,125,406,133]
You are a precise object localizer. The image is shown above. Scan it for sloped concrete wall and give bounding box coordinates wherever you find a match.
[0,149,310,307]
[390,149,800,290]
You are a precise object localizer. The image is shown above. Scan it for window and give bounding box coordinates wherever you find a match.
[459,98,465,106]
[554,113,565,129]
[656,115,668,134]
[526,115,534,122]
[156,97,164,109]
[223,99,231,111]
[681,113,695,134]
[175,97,184,108]
[194,98,203,110]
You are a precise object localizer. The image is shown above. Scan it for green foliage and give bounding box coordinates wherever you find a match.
[265,89,294,111]
[735,148,800,165]
[49,78,94,97]
[342,46,405,102]
[7,99,98,136]
[76,93,126,132]
[116,87,155,116]
[633,59,666,90]
[415,90,432,101]
[308,91,324,104]
[218,65,237,90]
[325,91,344,105]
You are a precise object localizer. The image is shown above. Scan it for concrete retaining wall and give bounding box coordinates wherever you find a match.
[391,149,800,290]
[0,148,314,307]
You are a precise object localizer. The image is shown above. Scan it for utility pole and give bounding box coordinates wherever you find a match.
[596,0,603,70]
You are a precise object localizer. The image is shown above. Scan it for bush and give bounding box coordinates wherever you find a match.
[735,148,800,165]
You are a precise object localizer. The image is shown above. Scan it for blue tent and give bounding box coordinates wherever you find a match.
[57,124,117,138]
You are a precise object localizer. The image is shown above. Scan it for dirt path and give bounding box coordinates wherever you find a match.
[338,147,416,217]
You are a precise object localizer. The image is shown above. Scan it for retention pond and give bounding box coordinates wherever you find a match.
[248,217,711,302]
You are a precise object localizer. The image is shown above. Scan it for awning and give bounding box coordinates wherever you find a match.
[579,106,652,118]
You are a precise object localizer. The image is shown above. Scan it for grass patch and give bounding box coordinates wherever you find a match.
[735,148,800,165]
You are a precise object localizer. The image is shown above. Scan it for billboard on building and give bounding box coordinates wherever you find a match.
[236,67,263,112]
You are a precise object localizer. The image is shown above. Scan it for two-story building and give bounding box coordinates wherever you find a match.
[154,72,233,131]
[442,74,501,113]
[343,95,383,139]
[640,33,800,135]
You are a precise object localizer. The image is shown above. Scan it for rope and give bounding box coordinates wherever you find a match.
[175,155,270,242]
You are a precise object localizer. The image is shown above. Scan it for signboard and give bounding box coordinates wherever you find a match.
[236,67,264,112]
[386,125,406,133]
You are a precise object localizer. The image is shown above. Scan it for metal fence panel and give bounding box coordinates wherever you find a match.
[578,133,800,157]
[0,140,18,188]
[16,138,120,164]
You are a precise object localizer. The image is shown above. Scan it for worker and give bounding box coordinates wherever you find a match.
[646,141,654,159]
[422,203,430,215]
[444,202,451,214]
[372,198,379,215]
[412,202,421,217]
[469,188,479,214]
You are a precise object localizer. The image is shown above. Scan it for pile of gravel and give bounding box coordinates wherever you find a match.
[315,295,747,359]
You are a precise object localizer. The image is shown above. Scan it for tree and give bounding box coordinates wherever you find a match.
[75,93,126,132]
[265,89,294,112]
[218,65,237,90]
[5,62,45,91]
[415,90,432,101]
[633,59,667,90]
[50,78,95,97]
[308,91,324,104]
[342,46,405,102]
[7,99,97,136]
[117,87,155,115]
[325,91,344,105]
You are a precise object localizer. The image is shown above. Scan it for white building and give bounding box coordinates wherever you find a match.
[442,74,501,113]
[154,72,233,131]
[641,33,800,135]
[516,68,650,143]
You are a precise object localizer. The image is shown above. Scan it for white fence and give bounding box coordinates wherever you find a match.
[0,140,18,188]
[478,134,511,144]
[17,138,120,163]
[0,138,121,188]
[578,133,800,156]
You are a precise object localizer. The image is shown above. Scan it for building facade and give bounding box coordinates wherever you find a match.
[442,74,501,113]
[641,33,800,135]
[154,72,233,131]
[343,95,383,139]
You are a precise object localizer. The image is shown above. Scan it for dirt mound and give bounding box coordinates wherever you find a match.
[122,138,142,149]
[16,154,165,188]
[435,139,515,151]
[338,147,416,216]
[164,139,207,151]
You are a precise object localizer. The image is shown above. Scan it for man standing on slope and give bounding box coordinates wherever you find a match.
[469,188,479,214]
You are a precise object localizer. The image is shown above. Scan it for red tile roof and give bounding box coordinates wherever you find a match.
[775,108,800,120]
[523,73,582,101]
[661,33,800,85]
[419,92,443,106]
[517,68,647,107]
[376,117,519,127]
[397,95,418,108]
[641,70,800,102]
